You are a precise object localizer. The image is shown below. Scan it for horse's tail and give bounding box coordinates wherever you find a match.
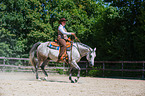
[29,42,41,67]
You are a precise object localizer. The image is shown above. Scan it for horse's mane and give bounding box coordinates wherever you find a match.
[74,42,92,50]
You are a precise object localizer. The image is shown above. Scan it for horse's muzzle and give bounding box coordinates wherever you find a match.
[89,62,94,67]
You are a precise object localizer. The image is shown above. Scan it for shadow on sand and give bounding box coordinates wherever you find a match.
[38,77,71,83]
[38,77,82,84]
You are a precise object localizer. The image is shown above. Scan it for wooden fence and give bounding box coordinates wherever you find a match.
[0,57,144,79]
[0,57,68,73]
[84,61,145,79]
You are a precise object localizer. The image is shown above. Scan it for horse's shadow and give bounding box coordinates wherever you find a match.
[39,78,71,83]
[47,80,70,83]
[38,77,82,84]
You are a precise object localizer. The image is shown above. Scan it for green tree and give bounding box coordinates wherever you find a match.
[0,0,144,61]
[0,0,54,57]
[94,0,145,60]
[0,28,14,57]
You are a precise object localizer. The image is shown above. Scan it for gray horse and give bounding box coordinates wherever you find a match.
[29,41,96,83]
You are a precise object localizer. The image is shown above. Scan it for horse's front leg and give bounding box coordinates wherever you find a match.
[70,61,81,83]
[75,68,81,83]
[69,66,74,83]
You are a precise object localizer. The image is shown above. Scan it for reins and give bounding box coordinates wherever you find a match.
[70,38,82,62]
[75,38,82,58]
[70,38,91,62]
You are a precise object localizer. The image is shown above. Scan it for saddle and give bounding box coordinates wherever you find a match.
[48,41,72,64]
[48,41,72,51]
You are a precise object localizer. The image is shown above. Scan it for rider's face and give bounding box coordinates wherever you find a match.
[62,21,66,26]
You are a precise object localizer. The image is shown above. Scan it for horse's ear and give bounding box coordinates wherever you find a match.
[94,48,96,52]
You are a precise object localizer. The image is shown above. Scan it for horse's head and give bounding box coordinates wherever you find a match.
[86,48,96,67]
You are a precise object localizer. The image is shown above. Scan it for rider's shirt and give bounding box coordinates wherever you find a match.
[58,24,72,39]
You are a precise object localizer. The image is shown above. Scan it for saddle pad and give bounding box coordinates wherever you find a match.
[47,42,72,51]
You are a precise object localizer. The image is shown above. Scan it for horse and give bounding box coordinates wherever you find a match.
[29,41,96,83]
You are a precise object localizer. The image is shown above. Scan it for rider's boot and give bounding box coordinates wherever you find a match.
[57,53,69,64]
[56,55,65,63]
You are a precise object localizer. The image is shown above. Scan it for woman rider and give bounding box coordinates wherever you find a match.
[57,18,77,62]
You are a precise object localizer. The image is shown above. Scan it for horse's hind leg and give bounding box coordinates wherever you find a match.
[35,62,39,80]
[35,60,43,80]
[40,59,49,80]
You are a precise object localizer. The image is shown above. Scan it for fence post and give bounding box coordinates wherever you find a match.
[63,62,65,74]
[122,62,124,77]
[86,62,88,76]
[3,57,6,72]
[103,63,105,77]
[142,63,144,79]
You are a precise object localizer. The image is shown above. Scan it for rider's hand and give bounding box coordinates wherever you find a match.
[71,33,75,35]
[71,33,78,40]
[75,37,78,40]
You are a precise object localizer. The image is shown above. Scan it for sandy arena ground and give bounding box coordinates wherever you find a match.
[0,72,145,96]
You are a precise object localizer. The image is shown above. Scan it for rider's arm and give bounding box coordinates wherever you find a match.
[58,25,72,35]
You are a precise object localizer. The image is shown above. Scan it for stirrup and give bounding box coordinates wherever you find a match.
[57,55,68,64]
[61,53,68,60]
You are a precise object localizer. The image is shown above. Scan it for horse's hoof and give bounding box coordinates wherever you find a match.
[71,80,75,83]
[38,78,42,81]
[43,77,48,81]
[69,77,71,80]
[75,79,78,83]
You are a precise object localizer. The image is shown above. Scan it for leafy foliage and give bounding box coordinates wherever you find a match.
[0,0,144,61]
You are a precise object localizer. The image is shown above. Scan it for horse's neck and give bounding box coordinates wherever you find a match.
[74,43,91,57]
[80,49,89,57]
